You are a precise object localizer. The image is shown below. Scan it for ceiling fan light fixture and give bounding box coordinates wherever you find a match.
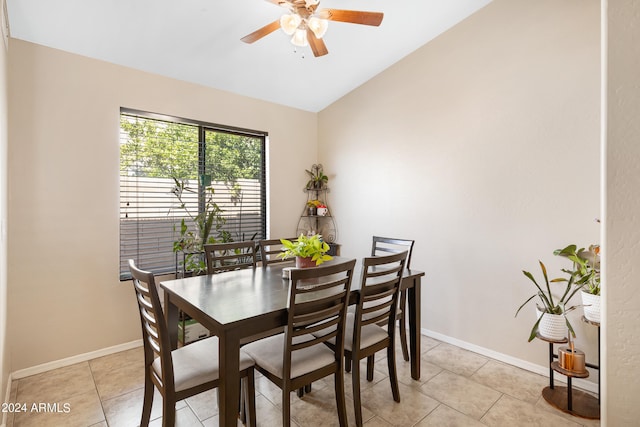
[241,1,384,58]
[291,28,308,47]
[307,16,328,38]
[280,14,301,35]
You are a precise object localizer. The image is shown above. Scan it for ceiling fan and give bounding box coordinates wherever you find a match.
[241,0,384,57]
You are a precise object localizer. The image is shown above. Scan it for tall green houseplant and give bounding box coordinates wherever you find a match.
[171,178,227,274]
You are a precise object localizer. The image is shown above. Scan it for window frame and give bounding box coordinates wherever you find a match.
[119,107,267,280]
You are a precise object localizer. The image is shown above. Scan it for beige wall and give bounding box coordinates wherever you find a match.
[319,0,601,379]
[7,39,318,370]
[604,0,640,424]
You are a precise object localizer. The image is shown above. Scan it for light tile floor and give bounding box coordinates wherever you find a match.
[6,336,601,427]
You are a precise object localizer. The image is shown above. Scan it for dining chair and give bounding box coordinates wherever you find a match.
[371,236,415,361]
[204,240,257,274]
[259,237,317,397]
[242,259,357,427]
[258,238,297,267]
[128,259,256,427]
[345,251,407,427]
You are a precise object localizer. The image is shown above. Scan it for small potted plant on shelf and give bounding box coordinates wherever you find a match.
[305,164,329,190]
[554,244,601,322]
[278,234,333,267]
[306,199,321,216]
[515,260,585,342]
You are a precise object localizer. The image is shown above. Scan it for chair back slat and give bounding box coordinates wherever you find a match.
[204,241,257,274]
[294,304,342,328]
[371,236,414,269]
[300,317,341,342]
[128,259,174,392]
[296,277,350,294]
[290,324,338,352]
[361,287,396,326]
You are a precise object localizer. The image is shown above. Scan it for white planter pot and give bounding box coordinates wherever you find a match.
[581,291,601,323]
[316,207,328,216]
[536,307,567,341]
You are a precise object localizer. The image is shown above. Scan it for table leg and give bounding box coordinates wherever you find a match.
[164,293,179,350]
[218,330,241,427]
[407,276,421,380]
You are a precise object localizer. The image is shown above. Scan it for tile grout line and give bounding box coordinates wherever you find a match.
[87,359,108,427]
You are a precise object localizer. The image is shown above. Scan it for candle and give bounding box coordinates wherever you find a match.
[567,341,574,371]
[559,345,586,372]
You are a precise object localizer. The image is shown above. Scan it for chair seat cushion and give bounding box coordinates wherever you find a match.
[152,336,254,392]
[242,334,336,380]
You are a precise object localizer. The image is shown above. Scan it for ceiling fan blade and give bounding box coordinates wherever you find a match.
[317,9,384,26]
[241,20,281,44]
[307,28,328,57]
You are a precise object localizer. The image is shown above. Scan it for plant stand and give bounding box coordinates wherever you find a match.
[296,187,338,245]
[582,315,601,406]
[536,332,567,390]
[537,332,600,419]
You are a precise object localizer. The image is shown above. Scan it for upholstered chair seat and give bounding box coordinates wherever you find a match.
[151,336,255,392]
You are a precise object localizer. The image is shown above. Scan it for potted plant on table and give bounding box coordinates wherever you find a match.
[554,244,601,322]
[278,234,333,267]
[515,260,585,342]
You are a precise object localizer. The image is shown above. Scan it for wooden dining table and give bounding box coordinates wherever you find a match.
[159,256,425,427]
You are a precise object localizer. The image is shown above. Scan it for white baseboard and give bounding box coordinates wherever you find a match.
[421,328,599,395]
[11,340,143,380]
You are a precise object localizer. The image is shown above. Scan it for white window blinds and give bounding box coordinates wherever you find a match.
[119,109,266,279]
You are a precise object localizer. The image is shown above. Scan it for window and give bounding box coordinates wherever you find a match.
[119,109,266,279]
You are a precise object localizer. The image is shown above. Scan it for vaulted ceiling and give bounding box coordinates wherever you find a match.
[6,0,492,112]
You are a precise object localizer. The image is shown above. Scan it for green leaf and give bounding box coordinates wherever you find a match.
[553,244,577,257]
[515,294,537,317]
[566,316,576,338]
[528,315,543,342]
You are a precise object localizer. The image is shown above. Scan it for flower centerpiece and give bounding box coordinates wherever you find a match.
[278,234,333,267]
[554,244,601,322]
[515,260,585,341]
